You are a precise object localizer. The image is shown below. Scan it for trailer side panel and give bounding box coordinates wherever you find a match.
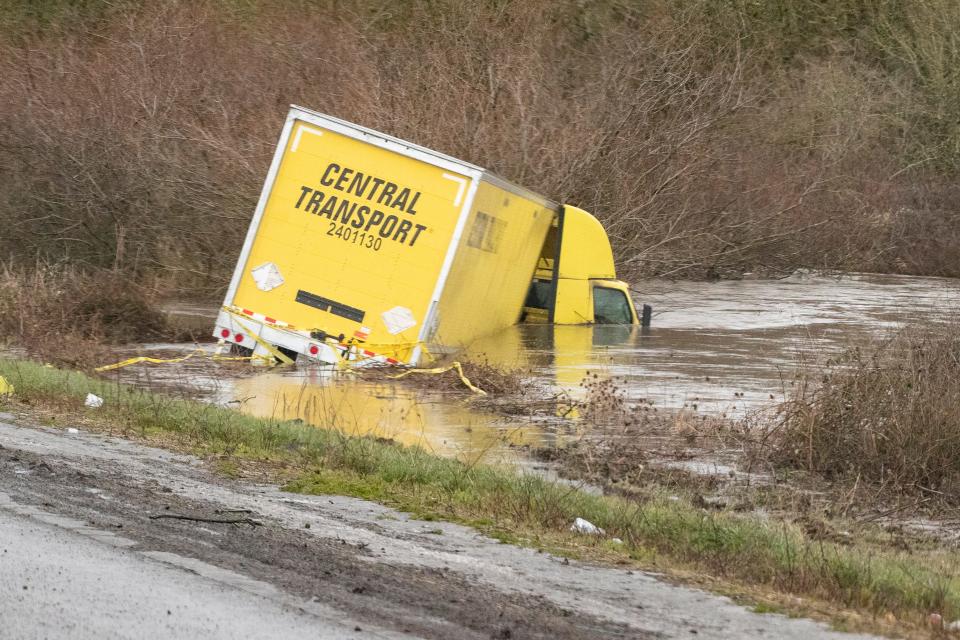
[426,179,555,352]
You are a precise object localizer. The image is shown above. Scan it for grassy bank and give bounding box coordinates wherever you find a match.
[0,357,957,634]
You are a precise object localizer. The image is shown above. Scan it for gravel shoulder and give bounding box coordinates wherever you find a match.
[0,414,880,639]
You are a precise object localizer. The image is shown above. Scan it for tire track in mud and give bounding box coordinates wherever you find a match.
[0,434,642,639]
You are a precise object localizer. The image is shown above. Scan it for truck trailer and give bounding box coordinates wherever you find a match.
[214,106,637,366]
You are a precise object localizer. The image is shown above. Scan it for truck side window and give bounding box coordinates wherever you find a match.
[524,279,551,310]
[593,287,633,324]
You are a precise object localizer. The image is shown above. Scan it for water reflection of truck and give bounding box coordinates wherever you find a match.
[214,105,638,366]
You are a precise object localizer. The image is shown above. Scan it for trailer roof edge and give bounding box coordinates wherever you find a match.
[289,105,559,211]
[480,171,558,211]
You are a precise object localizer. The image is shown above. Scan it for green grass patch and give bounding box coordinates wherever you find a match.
[1,356,958,630]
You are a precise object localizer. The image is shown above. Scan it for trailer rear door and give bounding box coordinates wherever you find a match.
[227,113,475,358]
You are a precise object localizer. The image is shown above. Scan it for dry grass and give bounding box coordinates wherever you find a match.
[0,265,173,368]
[756,324,960,504]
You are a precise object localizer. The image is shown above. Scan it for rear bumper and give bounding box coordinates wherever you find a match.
[212,309,405,366]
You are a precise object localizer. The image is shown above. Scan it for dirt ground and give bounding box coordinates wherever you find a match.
[0,410,881,639]
[0,425,629,639]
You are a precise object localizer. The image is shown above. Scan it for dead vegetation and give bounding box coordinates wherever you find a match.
[532,373,736,499]
[0,265,189,368]
[2,1,960,292]
[355,358,530,397]
[753,323,960,505]
[531,327,960,541]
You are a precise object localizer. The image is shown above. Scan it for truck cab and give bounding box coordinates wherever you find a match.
[522,205,637,325]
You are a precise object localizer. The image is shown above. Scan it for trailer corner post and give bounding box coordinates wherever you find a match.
[412,170,483,366]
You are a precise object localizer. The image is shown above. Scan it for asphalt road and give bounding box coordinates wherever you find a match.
[0,507,388,639]
[0,414,881,639]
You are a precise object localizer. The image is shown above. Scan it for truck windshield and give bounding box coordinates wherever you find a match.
[593,287,633,324]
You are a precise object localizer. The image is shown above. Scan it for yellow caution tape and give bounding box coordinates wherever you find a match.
[95,349,205,373]
[229,316,295,365]
[0,376,14,396]
[90,322,479,397]
[388,361,486,395]
[94,345,276,373]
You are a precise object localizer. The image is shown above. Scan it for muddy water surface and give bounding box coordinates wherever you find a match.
[150,272,960,463]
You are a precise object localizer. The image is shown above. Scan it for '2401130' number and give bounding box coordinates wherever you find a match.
[327,223,382,251]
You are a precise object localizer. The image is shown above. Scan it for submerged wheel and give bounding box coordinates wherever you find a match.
[229,343,254,358]
[276,345,299,363]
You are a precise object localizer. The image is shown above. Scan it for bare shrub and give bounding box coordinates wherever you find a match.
[761,324,960,501]
[0,265,169,367]
[872,0,960,170]
[1,0,959,286]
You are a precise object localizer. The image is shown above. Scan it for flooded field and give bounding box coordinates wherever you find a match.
[135,272,960,464]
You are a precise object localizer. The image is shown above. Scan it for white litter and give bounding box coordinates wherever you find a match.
[250,261,285,292]
[66,428,79,434]
[569,517,605,535]
[611,537,624,545]
[84,393,104,408]
[946,619,960,632]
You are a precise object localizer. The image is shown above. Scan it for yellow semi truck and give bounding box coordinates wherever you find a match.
[215,106,637,366]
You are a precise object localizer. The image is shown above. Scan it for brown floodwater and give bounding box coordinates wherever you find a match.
[145,271,960,464]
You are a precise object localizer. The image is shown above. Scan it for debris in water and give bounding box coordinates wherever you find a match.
[84,393,104,408]
[569,517,605,535]
[66,428,79,434]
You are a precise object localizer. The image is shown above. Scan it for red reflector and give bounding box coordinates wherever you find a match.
[220,328,230,338]
[235,333,244,343]
[309,345,319,355]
